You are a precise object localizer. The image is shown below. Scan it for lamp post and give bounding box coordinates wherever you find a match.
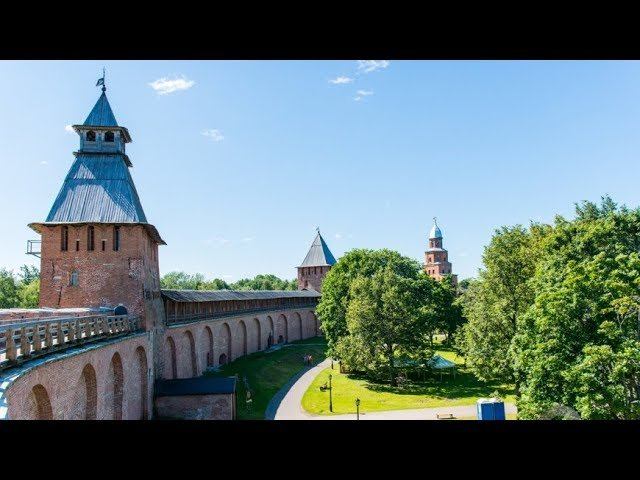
[329,374,333,412]
[356,398,360,420]
[331,358,334,370]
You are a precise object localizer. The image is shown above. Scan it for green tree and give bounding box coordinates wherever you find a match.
[160,271,295,291]
[201,278,231,290]
[161,271,208,290]
[459,279,515,382]
[0,268,18,308]
[433,275,465,345]
[18,265,39,285]
[565,329,640,419]
[458,225,544,395]
[17,278,40,308]
[343,266,430,385]
[514,197,640,418]
[316,249,422,356]
[457,278,473,293]
[231,274,296,291]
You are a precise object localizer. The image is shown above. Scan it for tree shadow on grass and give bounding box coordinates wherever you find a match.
[357,368,514,400]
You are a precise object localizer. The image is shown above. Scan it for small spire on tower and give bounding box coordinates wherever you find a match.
[429,217,443,239]
[96,67,106,92]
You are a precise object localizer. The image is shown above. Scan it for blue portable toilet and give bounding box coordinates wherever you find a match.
[476,398,506,420]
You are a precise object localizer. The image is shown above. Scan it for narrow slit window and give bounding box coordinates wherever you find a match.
[76,239,80,251]
[61,226,68,251]
[101,239,106,251]
[87,226,95,251]
[70,271,79,286]
[113,226,120,251]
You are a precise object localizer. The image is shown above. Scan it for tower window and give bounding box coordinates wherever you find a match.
[87,226,95,251]
[86,130,96,141]
[113,226,120,251]
[104,131,115,142]
[76,239,80,251]
[61,226,68,251]
[70,271,79,287]
[101,239,106,251]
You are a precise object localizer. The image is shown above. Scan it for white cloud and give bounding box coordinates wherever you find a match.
[458,251,469,257]
[357,60,390,73]
[64,124,75,133]
[40,161,48,165]
[354,89,374,101]
[148,75,195,95]
[221,274,234,279]
[201,129,224,142]
[204,236,230,247]
[241,237,254,243]
[329,76,353,84]
[334,233,343,239]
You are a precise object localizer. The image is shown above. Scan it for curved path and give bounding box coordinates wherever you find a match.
[271,358,332,419]
[272,359,517,420]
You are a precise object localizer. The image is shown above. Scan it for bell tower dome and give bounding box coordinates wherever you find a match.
[424,218,457,286]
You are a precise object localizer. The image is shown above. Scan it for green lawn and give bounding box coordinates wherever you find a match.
[204,337,327,420]
[301,346,515,415]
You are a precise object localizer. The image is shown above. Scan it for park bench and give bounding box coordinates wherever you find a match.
[436,413,455,419]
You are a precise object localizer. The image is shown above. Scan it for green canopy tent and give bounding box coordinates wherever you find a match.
[395,354,457,381]
[427,354,457,381]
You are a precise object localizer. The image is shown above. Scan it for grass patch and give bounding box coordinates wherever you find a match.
[205,337,327,420]
[301,345,514,415]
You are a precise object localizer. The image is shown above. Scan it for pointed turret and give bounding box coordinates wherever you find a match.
[83,91,119,127]
[297,229,336,292]
[299,230,337,268]
[28,82,165,323]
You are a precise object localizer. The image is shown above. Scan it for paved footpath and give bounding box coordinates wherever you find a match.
[272,359,517,420]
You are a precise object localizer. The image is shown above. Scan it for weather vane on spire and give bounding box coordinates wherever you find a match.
[316,226,320,234]
[96,67,106,92]
[433,216,437,225]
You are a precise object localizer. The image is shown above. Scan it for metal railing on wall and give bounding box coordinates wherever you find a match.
[166,302,318,326]
[0,314,141,371]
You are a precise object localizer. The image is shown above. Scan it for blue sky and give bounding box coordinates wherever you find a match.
[1,60,640,282]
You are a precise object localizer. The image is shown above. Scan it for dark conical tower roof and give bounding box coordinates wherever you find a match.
[29,87,164,244]
[83,91,118,127]
[44,154,149,224]
[299,231,337,267]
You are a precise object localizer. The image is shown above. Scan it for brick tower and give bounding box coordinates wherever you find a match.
[28,81,166,329]
[424,218,457,285]
[297,229,336,292]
